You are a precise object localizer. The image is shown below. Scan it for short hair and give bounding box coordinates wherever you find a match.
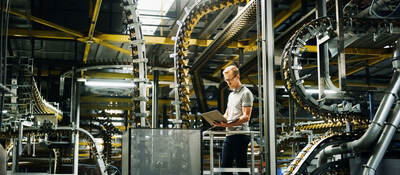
[223,65,239,76]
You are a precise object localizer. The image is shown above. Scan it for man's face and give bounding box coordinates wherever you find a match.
[223,71,239,89]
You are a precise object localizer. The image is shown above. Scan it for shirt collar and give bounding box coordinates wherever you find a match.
[232,85,244,93]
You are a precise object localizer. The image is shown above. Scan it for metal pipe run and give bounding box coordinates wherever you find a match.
[0,144,6,175]
[57,127,106,175]
[317,70,400,167]
[317,39,400,167]
[363,100,400,175]
[363,39,400,175]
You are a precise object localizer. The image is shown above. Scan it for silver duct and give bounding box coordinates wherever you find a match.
[356,0,393,18]
[317,39,400,167]
[363,100,400,175]
[363,39,400,175]
[0,144,6,175]
[56,127,106,175]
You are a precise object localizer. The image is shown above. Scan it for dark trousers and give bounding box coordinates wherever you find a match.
[221,134,251,175]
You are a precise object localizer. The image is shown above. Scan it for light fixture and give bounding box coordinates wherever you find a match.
[104,109,124,114]
[137,0,175,35]
[1,110,7,114]
[305,89,337,94]
[85,79,135,88]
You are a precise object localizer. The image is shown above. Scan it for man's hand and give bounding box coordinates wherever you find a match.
[213,121,231,127]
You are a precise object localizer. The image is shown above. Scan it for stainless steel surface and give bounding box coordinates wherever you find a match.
[122,130,129,175]
[0,144,5,175]
[11,139,16,173]
[317,47,400,167]
[363,40,400,175]
[317,71,400,167]
[364,100,400,175]
[76,128,106,175]
[345,70,400,151]
[124,129,201,175]
[262,0,277,174]
[152,69,159,128]
[251,133,255,175]
[335,0,346,90]
[316,0,332,100]
[210,133,214,175]
[71,69,79,175]
[256,0,264,170]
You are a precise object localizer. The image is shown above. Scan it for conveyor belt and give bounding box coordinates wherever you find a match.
[122,0,149,124]
[32,78,63,121]
[173,0,252,120]
[284,133,358,175]
[280,17,400,121]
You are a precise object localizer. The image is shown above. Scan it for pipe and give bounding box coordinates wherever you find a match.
[363,100,400,175]
[362,39,400,175]
[317,42,400,166]
[56,127,106,174]
[0,144,6,175]
[318,70,400,167]
[345,71,400,151]
[356,0,396,18]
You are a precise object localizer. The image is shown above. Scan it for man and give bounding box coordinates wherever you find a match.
[214,65,254,175]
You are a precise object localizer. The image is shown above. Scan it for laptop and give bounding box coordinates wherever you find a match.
[201,110,227,126]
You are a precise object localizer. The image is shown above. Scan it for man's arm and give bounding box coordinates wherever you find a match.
[214,106,252,127]
[228,106,252,126]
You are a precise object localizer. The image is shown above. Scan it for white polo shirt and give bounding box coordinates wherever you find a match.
[226,85,254,133]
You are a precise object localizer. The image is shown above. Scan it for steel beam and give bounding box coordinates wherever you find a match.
[332,55,392,82]
[7,10,131,56]
[8,10,84,37]
[12,28,392,57]
[301,56,384,70]
[83,0,103,63]
[273,0,302,28]
[301,45,392,56]
[8,28,258,51]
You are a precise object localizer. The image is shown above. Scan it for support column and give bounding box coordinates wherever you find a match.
[316,0,329,99]
[288,97,295,132]
[72,79,81,174]
[261,0,277,174]
[162,104,168,128]
[152,67,159,128]
[336,0,346,90]
[256,0,264,170]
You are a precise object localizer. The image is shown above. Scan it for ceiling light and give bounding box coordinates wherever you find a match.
[137,0,175,35]
[305,89,337,94]
[85,79,135,88]
[105,109,124,114]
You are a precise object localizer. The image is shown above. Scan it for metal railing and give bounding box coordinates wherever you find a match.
[203,130,260,175]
